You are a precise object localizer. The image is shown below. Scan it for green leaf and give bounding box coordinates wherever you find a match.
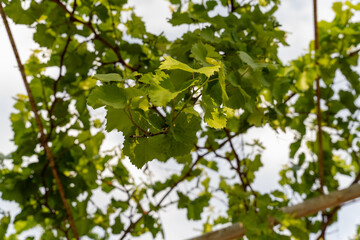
[170,113,201,154]
[4,0,41,25]
[339,90,357,113]
[198,65,221,78]
[160,56,220,77]
[218,62,229,101]
[178,192,211,220]
[202,95,231,129]
[149,86,179,106]
[191,42,221,65]
[247,108,265,127]
[140,71,182,106]
[239,51,268,70]
[124,135,168,169]
[290,139,302,158]
[0,216,10,239]
[14,216,37,234]
[126,13,146,38]
[191,42,207,63]
[33,24,56,48]
[88,84,127,109]
[169,12,193,26]
[93,73,123,82]
[160,56,195,73]
[112,216,124,234]
[77,218,93,236]
[105,107,133,135]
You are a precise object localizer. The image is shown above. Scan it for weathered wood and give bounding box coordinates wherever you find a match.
[188,183,360,240]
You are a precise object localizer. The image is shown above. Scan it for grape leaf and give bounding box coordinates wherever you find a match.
[160,56,220,77]
[88,84,127,109]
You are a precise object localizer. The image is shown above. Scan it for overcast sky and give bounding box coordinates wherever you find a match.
[1,1,359,240]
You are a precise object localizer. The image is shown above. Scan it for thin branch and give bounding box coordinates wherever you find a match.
[129,129,168,138]
[0,4,79,239]
[317,206,340,240]
[156,152,204,207]
[111,170,148,215]
[313,0,324,194]
[125,106,147,134]
[229,0,239,12]
[224,130,247,190]
[348,48,360,57]
[284,92,296,104]
[47,35,72,140]
[315,76,324,192]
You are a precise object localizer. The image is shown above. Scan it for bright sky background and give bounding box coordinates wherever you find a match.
[1,0,360,239]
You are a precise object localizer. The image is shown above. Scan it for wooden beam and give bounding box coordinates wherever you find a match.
[188,183,360,240]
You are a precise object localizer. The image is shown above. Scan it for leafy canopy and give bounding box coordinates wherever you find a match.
[1,0,360,239]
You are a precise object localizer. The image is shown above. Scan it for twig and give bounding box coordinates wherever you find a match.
[129,129,168,138]
[0,4,79,239]
[111,170,148,215]
[125,106,147,134]
[229,0,239,12]
[284,92,296,104]
[47,35,72,140]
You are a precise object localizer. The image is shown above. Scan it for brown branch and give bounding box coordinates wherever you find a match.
[284,91,296,104]
[0,4,79,239]
[313,0,320,51]
[229,0,239,12]
[313,0,324,193]
[188,183,360,240]
[316,76,324,192]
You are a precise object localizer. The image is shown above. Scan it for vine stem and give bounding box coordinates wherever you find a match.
[313,0,324,194]
[0,4,79,239]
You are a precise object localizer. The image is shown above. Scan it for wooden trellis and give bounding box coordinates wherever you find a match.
[189,183,360,240]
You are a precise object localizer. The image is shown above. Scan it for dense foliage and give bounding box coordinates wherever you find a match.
[1,0,360,239]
